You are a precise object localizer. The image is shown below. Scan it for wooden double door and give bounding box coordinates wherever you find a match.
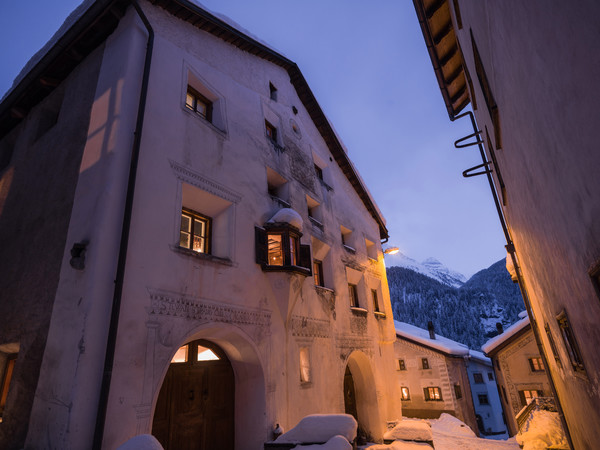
[152,340,234,450]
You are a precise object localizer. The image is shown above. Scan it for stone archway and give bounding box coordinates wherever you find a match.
[344,351,383,442]
[150,323,267,450]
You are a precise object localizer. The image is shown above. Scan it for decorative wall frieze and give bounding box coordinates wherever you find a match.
[147,288,271,328]
[169,159,242,203]
[290,315,330,338]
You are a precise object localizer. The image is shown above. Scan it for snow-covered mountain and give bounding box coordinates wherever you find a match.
[386,252,466,288]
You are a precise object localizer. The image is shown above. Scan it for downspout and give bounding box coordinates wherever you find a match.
[92,1,153,449]
[452,111,574,450]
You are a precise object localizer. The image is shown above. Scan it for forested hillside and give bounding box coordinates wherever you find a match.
[387,259,524,349]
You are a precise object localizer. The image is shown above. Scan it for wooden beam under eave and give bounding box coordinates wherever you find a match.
[432,20,453,45]
[425,0,446,19]
[10,107,27,119]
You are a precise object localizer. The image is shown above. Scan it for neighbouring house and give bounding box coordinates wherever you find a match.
[482,313,554,436]
[411,1,600,447]
[393,321,479,434]
[467,350,507,437]
[0,1,402,448]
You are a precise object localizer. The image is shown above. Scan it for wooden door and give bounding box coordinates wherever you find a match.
[152,340,234,450]
[344,366,358,421]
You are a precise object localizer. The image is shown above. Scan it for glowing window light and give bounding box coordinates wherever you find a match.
[171,345,188,363]
[197,345,220,361]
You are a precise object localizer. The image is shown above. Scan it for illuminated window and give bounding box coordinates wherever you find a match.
[348,284,359,308]
[454,384,462,399]
[313,260,324,287]
[265,120,277,141]
[478,394,490,405]
[299,347,311,383]
[519,389,542,407]
[180,208,210,254]
[397,359,406,371]
[185,86,212,121]
[255,225,311,275]
[171,340,223,365]
[424,386,442,401]
[422,358,430,370]
[197,345,219,361]
[0,354,17,419]
[401,387,410,401]
[528,357,544,372]
[473,372,484,384]
[171,345,188,363]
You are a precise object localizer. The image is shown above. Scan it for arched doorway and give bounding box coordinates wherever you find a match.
[152,339,234,450]
[344,366,358,421]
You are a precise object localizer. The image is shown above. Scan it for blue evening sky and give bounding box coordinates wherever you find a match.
[0,0,506,277]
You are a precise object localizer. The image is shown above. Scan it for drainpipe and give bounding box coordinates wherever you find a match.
[92,1,153,449]
[452,111,573,450]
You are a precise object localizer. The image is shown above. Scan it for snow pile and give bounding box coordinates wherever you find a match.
[367,441,432,449]
[430,413,476,438]
[275,414,357,445]
[516,410,568,450]
[116,434,164,450]
[293,435,352,450]
[383,418,432,442]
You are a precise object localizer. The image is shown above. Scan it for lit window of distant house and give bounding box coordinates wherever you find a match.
[454,384,462,399]
[397,359,406,371]
[255,225,311,275]
[519,389,542,407]
[313,260,324,287]
[0,354,17,419]
[401,387,410,401]
[180,208,210,254]
[348,284,359,308]
[473,372,484,384]
[478,394,490,405]
[528,357,544,372]
[265,120,277,141]
[557,311,586,373]
[421,358,430,370]
[185,86,212,121]
[488,372,494,381]
[424,386,442,401]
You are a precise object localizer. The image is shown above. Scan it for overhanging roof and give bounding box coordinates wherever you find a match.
[0,0,388,239]
[412,0,470,119]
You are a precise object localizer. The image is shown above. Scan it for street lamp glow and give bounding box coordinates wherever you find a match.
[383,247,400,255]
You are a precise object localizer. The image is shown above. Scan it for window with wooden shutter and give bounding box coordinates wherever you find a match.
[255,224,311,275]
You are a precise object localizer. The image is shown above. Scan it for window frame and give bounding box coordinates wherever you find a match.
[397,359,406,371]
[180,207,211,255]
[454,384,462,400]
[255,225,311,276]
[478,393,490,405]
[0,354,17,419]
[371,289,381,313]
[473,372,484,384]
[424,386,443,401]
[487,372,494,381]
[421,358,430,370]
[313,259,324,287]
[401,386,411,401]
[348,283,359,308]
[265,120,278,142]
[185,86,213,122]
[557,310,586,373]
[528,357,544,372]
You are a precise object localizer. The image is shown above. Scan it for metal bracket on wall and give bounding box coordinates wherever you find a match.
[454,129,483,148]
[462,161,493,178]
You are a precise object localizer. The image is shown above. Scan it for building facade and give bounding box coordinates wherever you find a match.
[482,314,554,436]
[467,350,507,437]
[394,321,478,434]
[412,1,600,447]
[0,1,402,449]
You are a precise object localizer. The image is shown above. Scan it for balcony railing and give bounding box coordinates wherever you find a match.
[516,397,556,432]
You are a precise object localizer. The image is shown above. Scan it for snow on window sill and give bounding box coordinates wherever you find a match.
[343,244,356,253]
[374,311,386,319]
[315,285,334,294]
[350,306,368,315]
[171,245,234,266]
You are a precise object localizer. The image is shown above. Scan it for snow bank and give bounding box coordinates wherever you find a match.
[394,321,470,356]
[367,441,432,449]
[429,413,476,438]
[275,414,357,444]
[293,435,351,450]
[516,410,568,450]
[383,418,432,442]
[116,434,164,450]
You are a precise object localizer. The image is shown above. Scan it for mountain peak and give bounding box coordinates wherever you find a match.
[387,253,466,288]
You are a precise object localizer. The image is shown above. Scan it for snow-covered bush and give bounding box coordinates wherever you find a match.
[275,414,357,444]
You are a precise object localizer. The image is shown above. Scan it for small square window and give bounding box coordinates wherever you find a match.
[478,394,489,405]
[424,386,442,401]
[473,372,484,384]
[528,357,544,372]
[185,86,212,122]
[487,372,494,381]
[348,284,359,308]
[180,208,211,254]
[401,387,410,401]
[454,384,462,399]
[265,120,277,141]
[422,358,430,370]
[397,359,406,371]
[313,260,324,287]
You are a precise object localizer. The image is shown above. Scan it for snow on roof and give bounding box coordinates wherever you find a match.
[394,320,470,356]
[481,312,530,355]
[469,350,492,366]
[2,0,96,102]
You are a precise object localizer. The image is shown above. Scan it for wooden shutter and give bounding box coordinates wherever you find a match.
[255,226,267,265]
[518,390,526,407]
[299,244,312,273]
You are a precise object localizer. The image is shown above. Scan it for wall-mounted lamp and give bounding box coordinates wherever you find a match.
[70,241,88,270]
[383,247,399,255]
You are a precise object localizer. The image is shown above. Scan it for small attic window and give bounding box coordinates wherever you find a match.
[269,82,278,101]
[186,86,212,122]
[185,69,226,132]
